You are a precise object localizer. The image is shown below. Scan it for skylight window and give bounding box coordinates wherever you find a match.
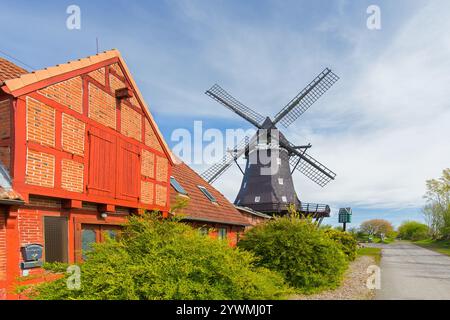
[170,176,188,195]
[198,186,217,202]
[255,196,261,203]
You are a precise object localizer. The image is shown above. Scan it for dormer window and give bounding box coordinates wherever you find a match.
[198,186,217,203]
[170,176,188,195]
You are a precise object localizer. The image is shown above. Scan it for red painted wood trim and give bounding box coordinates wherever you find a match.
[27,91,166,158]
[27,141,84,163]
[109,67,126,83]
[12,98,27,188]
[16,183,168,212]
[9,57,120,97]
[5,207,20,299]
[54,110,63,189]
[105,66,110,91]
[82,75,89,116]
[116,100,121,133]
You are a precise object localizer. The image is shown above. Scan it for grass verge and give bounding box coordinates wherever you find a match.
[357,247,381,264]
[414,239,450,257]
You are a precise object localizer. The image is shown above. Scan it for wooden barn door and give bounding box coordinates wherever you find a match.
[116,139,140,201]
[87,127,117,198]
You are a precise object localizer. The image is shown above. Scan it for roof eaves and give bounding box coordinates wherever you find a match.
[181,216,250,227]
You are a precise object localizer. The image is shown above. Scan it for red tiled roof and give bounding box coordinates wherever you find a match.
[0,57,28,82]
[170,162,249,226]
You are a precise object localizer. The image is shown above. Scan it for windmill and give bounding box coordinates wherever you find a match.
[201,68,339,220]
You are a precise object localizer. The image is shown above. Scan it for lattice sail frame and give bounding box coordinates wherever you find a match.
[274,68,339,128]
[206,84,265,128]
[200,136,253,184]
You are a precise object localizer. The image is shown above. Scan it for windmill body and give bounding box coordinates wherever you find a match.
[201,68,339,218]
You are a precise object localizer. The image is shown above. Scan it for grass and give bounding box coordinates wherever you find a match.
[357,247,382,264]
[414,239,450,257]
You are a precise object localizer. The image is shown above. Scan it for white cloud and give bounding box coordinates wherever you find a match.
[202,0,450,213]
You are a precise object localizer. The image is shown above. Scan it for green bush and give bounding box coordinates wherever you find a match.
[26,213,291,300]
[323,229,358,261]
[238,217,348,293]
[398,221,429,241]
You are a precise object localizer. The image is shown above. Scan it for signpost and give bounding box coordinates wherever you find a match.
[338,207,352,231]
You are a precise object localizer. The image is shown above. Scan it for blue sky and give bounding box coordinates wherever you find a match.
[1,0,449,227]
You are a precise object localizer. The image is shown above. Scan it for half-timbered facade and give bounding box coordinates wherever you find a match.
[0,50,173,299]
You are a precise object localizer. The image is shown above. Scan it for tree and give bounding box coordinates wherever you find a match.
[423,168,450,239]
[360,219,394,238]
[398,221,429,241]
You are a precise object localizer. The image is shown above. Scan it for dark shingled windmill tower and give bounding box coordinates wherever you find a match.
[201,68,339,221]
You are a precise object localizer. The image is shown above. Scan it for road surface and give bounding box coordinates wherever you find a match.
[375,241,450,300]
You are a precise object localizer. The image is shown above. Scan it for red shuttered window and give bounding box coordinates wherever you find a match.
[116,140,140,201]
[87,127,116,197]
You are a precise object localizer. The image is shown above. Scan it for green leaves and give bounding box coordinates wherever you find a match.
[29,213,290,300]
[238,217,348,294]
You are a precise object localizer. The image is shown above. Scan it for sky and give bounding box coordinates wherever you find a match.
[1,0,449,227]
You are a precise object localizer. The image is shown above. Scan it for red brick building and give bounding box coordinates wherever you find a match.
[0,50,174,299]
[169,158,249,246]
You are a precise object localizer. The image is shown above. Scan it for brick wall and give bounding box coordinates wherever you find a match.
[145,120,163,152]
[62,113,85,156]
[109,73,125,93]
[0,99,10,139]
[26,97,55,147]
[155,184,167,207]
[26,150,55,188]
[88,83,116,129]
[156,156,168,182]
[141,181,154,204]
[141,149,155,178]
[39,77,83,113]
[61,159,84,193]
[121,104,142,142]
[0,147,10,172]
[88,68,106,86]
[110,63,125,78]
[28,196,61,208]
[17,209,43,247]
[0,208,6,281]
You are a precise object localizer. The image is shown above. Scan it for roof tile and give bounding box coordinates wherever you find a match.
[170,162,249,226]
[0,57,28,83]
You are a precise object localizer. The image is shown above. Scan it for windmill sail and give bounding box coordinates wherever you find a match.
[288,151,336,187]
[206,84,265,128]
[273,68,339,128]
[201,135,254,184]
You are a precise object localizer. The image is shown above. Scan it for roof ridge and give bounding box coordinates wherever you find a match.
[2,49,121,89]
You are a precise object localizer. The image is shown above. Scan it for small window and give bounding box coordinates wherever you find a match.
[243,182,247,189]
[282,196,287,202]
[171,176,188,195]
[218,228,227,240]
[278,178,284,185]
[44,216,68,263]
[255,196,261,203]
[199,227,209,236]
[198,186,217,202]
